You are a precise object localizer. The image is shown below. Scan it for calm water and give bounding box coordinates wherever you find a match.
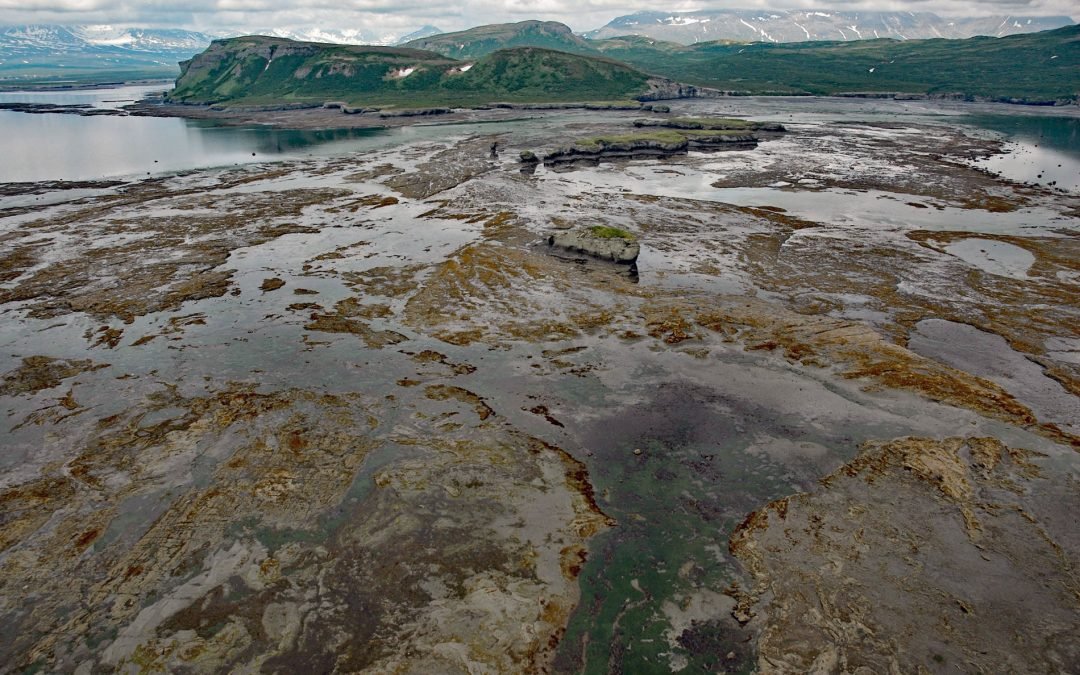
[0,111,400,182]
[0,85,1077,187]
[0,83,171,109]
[962,113,1080,191]
[0,84,426,182]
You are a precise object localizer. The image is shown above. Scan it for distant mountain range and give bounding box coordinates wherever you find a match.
[0,24,444,81]
[0,25,219,80]
[248,26,443,47]
[394,26,444,44]
[0,24,211,56]
[584,10,1074,44]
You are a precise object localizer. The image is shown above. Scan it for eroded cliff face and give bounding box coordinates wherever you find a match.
[641,77,725,101]
[172,37,322,101]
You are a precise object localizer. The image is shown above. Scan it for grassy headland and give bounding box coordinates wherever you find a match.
[167,36,655,108]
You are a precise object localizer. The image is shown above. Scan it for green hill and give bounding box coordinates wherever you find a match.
[440,47,651,102]
[402,20,597,60]
[169,25,1079,108]
[593,25,1080,102]
[168,36,657,107]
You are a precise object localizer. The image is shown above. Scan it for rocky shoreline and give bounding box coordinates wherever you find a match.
[833,90,1080,106]
[0,102,123,116]
[1,95,1078,673]
[1,90,1070,132]
[537,118,785,167]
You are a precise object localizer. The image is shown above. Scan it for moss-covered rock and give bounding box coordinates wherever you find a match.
[548,227,640,264]
[542,128,758,165]
[588,225,635,240]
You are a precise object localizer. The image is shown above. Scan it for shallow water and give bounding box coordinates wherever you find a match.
[943,238,1035,278]
[963,113,1080,192]
[1,87,1078,190]
[682,97,1080,195]
[909,318,1080,433]
[537,161,1076,237]
[0,85,542,182]
[0,109,385,182]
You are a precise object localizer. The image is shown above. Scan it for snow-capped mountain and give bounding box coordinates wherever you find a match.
[394,26,443,45]
[245,27,391,46]
[0,24,214,56]
[0,25,216,76]
[583,10,1075,44]
[0,23,447,77]
[230,26,443,46]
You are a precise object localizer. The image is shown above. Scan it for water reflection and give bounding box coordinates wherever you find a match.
[962,113,1079,155]
[2,85,1078,189]
[963,114,1080,192]
[0,107,396,182]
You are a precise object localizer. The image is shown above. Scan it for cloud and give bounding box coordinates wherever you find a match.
[0,0,1074,35]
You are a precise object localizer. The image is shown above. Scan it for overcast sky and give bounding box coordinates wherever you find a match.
[0,0,1075,36]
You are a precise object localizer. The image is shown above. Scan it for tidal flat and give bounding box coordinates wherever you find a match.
[1,97,1078,673]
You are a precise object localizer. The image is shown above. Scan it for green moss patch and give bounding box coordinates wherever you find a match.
[589,225,636,240]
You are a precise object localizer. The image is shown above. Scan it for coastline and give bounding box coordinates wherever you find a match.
[118,91,1080,129]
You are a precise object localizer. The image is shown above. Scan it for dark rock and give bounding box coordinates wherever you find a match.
[634,117,785,132]
[378,108,452,118]
[543,136,688,166]
[260,277,286,292]
[0,102,122,117]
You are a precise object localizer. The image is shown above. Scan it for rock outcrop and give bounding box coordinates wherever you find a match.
[543,136,686,165]
[548,228,640,264]
[0,102,121,117]
[639,77,724,101]
[488,102,642,110]
[542,131,757,166]
[730,435,1080,674]
[634,117,787,132]
[378,107,452,118]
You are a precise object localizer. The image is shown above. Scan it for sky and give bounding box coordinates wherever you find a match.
[0,0,1075,36]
